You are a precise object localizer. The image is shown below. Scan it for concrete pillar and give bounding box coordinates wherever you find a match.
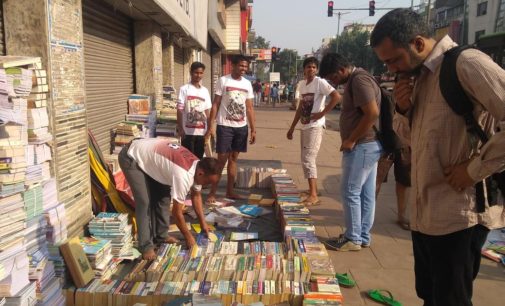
[162,35,174,87]
[2,0,91,237]
[134,21,163,109]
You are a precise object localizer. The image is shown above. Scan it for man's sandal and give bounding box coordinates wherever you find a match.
[335,273,356,288]
[367,289,402,306]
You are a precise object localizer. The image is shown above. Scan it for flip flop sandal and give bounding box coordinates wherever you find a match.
[299,190,322,197]
[367,289,403,306]
[302,200,321,207]
[335,273,356,288]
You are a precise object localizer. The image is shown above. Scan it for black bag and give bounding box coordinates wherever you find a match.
[348,69,402,154]
[440,45,505,213]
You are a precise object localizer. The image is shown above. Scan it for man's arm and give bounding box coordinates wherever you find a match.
[171,200,195,246]
[176,109,185,139]
[445,50,505,189]
[310,90,341,121]
[191,188,210,234]
[245,98,256,144]
[341,101,379,151]
[287,101,303,140]
[205,94,222,139]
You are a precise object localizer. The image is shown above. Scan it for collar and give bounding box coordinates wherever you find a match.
[423,35,458,73]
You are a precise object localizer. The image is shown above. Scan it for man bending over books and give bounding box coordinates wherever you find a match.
[118,138,221,260]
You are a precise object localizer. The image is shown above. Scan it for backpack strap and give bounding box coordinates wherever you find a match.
[439,46,488,142]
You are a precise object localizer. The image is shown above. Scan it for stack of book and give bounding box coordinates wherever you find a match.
[235,167,289,189]
[80,237,120,281]
[272,174,301,203]
[0,58,65,305]
[88,213,133,258]
[44,203,67,245]
[0,243,30,298]
[114,123,140,147]
[0,194,26,252]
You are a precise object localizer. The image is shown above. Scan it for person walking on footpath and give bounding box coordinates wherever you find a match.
[177,62,212,159]
[271,83,280,107]
[371,9,505,306]
[205,55,257,203]
[287,57,340,206]
[319,53,382,252]
[118,139,220,260]
[252,79,262,107]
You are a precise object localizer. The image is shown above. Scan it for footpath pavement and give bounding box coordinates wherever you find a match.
[230,102,504,306]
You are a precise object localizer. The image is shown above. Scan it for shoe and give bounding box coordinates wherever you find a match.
[361,242,370,248]
[323,235,361,251]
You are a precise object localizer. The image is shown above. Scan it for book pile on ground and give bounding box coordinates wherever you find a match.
[230,232,259,241]
[0,245,30,297]
[44,203,67,244]
[236,167,289,189]
[5,67,32,97]
[0,194,26,251]
[204,210,251,231]
[88,213,134,258]
[41,178,58,211]
[80,237,120,281]
[481,229,505,265]
[3,282,36,306]
[22,184,43,220]
[114,122,140,147]
[272,174,301,203]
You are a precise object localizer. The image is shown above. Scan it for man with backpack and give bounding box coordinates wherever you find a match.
[371,9,505,306]
[319,53,383,251]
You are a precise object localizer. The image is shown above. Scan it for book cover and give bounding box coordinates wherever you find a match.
[238,205,263,218]
[59,237,94,288]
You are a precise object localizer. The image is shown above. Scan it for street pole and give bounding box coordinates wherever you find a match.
[411,0,414,9]
[335,12,349,53]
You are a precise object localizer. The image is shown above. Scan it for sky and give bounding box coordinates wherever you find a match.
[252,0,421,55]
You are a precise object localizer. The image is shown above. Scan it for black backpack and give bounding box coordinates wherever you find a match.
[440,45,505,212]
[348,69,402,154]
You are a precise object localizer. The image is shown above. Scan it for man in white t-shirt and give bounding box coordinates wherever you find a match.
[177,62,212,159]
[287,57,340,206]
[205,55,256,202]
[118,139,220,260]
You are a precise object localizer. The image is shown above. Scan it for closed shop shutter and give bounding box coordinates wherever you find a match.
[0,1,5,55]
[202,40,212,92]
[83,0,134,154]
[174,44,185,93]
[211,46,222,96]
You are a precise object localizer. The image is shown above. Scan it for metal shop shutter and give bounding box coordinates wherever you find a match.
[83,0,134,154]
[0,2,5,56]
[174,44,185,94]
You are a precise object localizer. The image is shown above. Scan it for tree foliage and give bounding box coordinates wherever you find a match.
[251,35,270,49]
[327,23,386,75]
[272,48,301,83]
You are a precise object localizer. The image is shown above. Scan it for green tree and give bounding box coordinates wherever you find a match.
[251,35,270,49]
[327,23,385,75]
[272,48,300,83]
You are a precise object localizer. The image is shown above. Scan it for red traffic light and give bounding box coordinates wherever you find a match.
[328,1,334,17]
[328,1,334,7]
[271,47,277,53]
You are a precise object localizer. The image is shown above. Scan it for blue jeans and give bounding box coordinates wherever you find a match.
[341,140,382,245]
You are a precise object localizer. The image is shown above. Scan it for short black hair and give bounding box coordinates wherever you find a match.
[197,157,220,175]
[370,8,431,48]
[190,61,205,72]
[303,57,319,69]
[231,54,250,65]
[319,53,352,78]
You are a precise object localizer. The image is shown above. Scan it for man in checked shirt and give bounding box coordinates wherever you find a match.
[371,8,505,306]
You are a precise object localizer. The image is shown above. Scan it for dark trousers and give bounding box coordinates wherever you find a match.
[182,135,205,159]
[118,145,171,253]
[412,225,489,306]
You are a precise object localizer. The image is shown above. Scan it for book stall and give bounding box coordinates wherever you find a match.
[66,167,343,306]
[0,56,66,305]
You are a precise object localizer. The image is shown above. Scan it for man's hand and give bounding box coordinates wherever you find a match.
[393,77,414,113]
[287,128,294,140]
[444,159,475,192]
[177,128,185,139]
[310,112,325,121]
[186,235,196,248]
[201,222,211,237]
[340,139,356,152]
[249,130,256,144]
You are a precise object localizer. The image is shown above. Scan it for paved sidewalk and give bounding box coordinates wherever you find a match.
[234,103,504,306]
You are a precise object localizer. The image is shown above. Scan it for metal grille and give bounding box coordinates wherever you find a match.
[83,0,134,154]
